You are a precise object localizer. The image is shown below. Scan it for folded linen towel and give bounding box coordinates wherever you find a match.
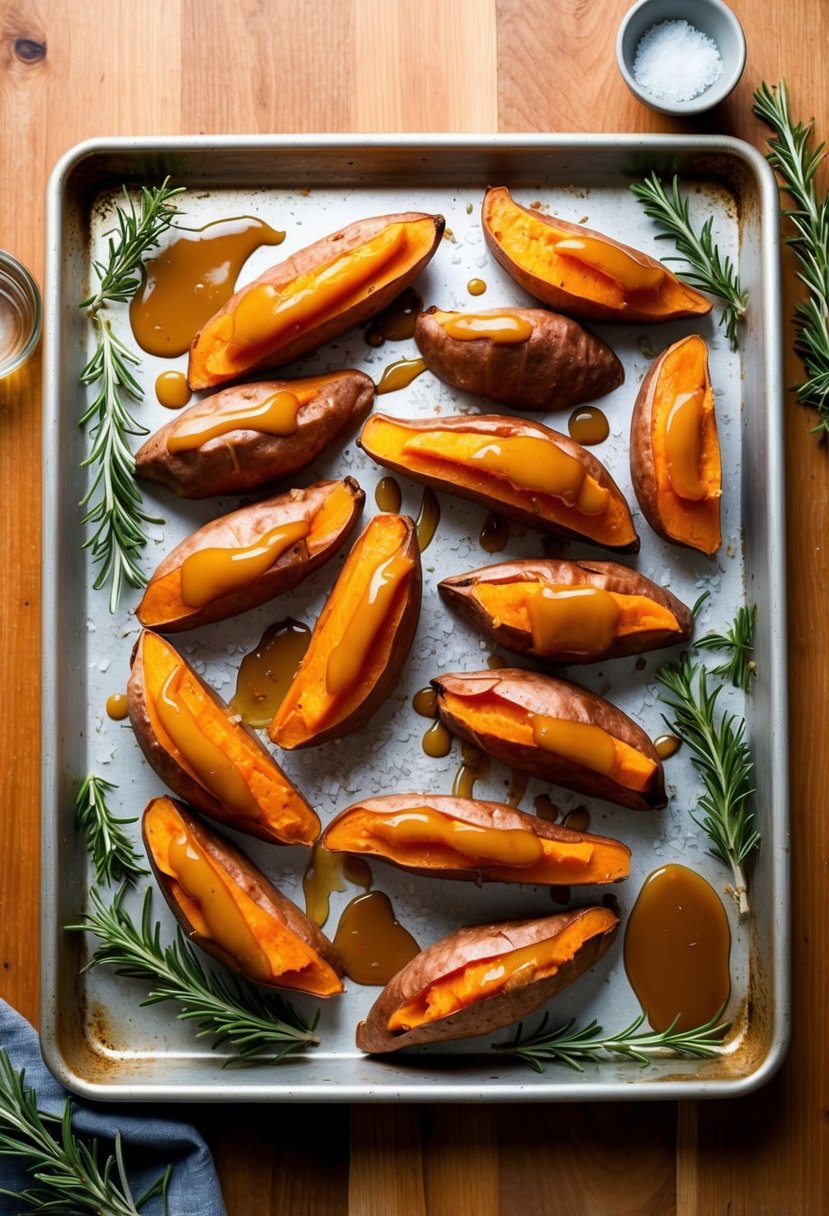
[0,1000,227,1215]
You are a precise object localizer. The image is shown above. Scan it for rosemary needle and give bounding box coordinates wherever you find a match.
[630,172,748,351]
[74,774,149,886]
[696,604,757,693]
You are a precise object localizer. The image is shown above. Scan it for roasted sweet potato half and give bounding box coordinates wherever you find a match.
[128,630,319,845]
[188,211,445,390]
[432,668,666,810]
[630,335,722,556]
[358,413,638,552]
[482,187,712,324]
[137,478,364,633]
[269,513,422,749]
[322,793,630,885]
[135,370,374,499]
[143,797,343,996]
[356,905,618,1052]
[439,559,693,664]
[413,306,623,411]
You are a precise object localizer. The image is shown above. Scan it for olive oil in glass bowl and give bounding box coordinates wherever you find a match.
[0,250,41,377]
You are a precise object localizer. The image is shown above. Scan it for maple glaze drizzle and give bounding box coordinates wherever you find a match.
[533,793,559,821]
[562,806,591,833]
[155,370,192,410]
[666,389,707,501]
[452,743,488,798]
[376,356,427,395]
[130,216,285,357]
[180,520,310,608]
[166,390,299,453]
[230,619,311,729]
[105,693,129,721]
[480,512,508,553]
[527,585,620,658]
[333,891,420,985]
[371,807,543,867]
[374,476,402,513]
[487,652,508,669]
[303,842,347,928]
[624,863,731,1032]
[415,488,440,551]
[325,550,416,696]
[568,406,610,446]
[365,287,422,345]
[469,436,609,516]
[532,714,617,777]
[467,278,487,296]
[506,769,529,808]
[655,733,682,760]
[412,686,438,718]
[442,311,533,344]
[422,719,453,758]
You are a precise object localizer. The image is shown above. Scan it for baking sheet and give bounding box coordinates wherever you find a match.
[42,135,788,1101]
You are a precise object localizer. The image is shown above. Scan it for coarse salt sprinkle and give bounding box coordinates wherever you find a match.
[633,19,724,104]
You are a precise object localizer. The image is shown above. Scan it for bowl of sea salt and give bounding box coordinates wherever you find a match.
[616,0,746,115]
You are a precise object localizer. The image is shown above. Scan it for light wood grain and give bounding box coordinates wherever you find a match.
[0,0,827,1212]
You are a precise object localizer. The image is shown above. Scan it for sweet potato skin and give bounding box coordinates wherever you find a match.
[127,630,319,845]
[358,413,639,552]
[438,558,693,663]
[432,668,666,811]
[629,336,722,556]
[188,211,445,389]
[135,371,374,499]
[414,306,624,411]
[143,797,343,994]
[136,478,364,633]
[321,793,630,885]
[482,187,712,324]
[356,907,618,1052]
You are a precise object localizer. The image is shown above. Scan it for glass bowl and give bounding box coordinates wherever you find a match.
[0,250,42,377]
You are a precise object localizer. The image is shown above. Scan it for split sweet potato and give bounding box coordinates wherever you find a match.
[269,513,422,748]
[358,413,638,551]
[413,306,623,411]
[630,335,722,556]
[135,370,374,499]
[482,187,712,324]
[143,797,343,995]
[322,793,630,885]
[432,668,666,810]
[356,905,618,1052]
[137,478,364,633]
[439,558,693,664]
[128,629,319,845]
[187,211,445,390]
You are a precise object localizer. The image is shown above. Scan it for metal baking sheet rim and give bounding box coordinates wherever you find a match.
[41,133,789,1102]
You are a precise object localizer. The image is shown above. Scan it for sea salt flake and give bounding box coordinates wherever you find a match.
[633,20,723,104]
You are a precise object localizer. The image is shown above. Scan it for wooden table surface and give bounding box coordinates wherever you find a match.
[1,0,826,1211]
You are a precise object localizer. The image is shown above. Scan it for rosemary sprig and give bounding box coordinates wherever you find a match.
[696,604,757,692]
[68,887,320,1064]
[657,654,759,916]
[630,172,748,350]
[74,774,148,886]
[754,80,829,428]
[494,1010,729,1074]
[80,180,184,612]
[0,1048,170,1215]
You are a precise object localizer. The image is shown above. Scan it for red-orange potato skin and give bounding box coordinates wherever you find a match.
[356,907,618,1052]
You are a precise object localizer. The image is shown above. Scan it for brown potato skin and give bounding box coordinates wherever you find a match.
[482,187,712,324]
[321,793,630,885]
[414,306,624,411]
[136,478,365,633]
[432,668,666,811]
[439,558,693,663]
[188,211,445,390]
[127,630,319,845]
[358,413,639,553]
[135,371,374,499]
[142,797,343,994]
[356,907,618,1053]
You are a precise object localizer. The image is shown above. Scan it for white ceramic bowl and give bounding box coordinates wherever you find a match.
[616,0,746,116]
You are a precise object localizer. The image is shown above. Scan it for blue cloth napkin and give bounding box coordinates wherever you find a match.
[0,1000,227,1215]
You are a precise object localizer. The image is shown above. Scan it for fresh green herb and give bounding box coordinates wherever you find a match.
[80,180,185,612]
[630,172,748,351]
[494,1009,729,1073]
[696,604,757,692]
[691,589,711,618]
[68,887,319,1064]
[0,1048,170,1214]
[657,655,759,916]
[754,81,829,428]
[75,774,149,886]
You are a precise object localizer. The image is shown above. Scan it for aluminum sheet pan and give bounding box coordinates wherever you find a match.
[42,135,788,1102]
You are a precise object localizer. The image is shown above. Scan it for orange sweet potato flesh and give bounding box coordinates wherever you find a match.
[356,906,618,1052]
[432,668,666,811]
[143,797,343,996]
[439,558,693,664]
[482,187,712,324]
[322,793,630,885]
[630,335,721,556]
[188,212,445,390]
[137,478,364,633]
[128,630,319,845]
[359,414,638,552]
[135,370,374,499]
[269,513,422,748]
